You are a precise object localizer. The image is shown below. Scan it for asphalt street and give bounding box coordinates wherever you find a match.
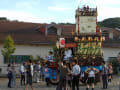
[0,77,120,90]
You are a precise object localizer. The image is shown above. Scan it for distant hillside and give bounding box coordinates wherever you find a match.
[98,17,120,28]
[1,17,120,29]
[0,17,8,21]
[59,18,120,29]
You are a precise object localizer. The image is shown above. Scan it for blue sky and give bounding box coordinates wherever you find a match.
[0,0,120,23]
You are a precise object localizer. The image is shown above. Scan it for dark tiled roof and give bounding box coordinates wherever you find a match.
[0,21,74,45]
[0,21,120,48]
[0,21,53,44]
[61,24,76,36]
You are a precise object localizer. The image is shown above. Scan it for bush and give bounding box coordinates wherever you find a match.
[109,58,119,74]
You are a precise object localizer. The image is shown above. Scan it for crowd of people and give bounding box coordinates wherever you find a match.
[7,60,44,90]
[6,50,113,90]
[57,60,113,90]
[76,5,97,16]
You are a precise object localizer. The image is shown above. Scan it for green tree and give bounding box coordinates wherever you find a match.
[109,57,119,74]
[1,35,16,63]
[30,55,34,61]
[0,17,7,21]
[98,17,120,28]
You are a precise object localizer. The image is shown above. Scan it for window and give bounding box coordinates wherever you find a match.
[47,26,57,35]
[108,57,117,61]
[4,55,30,64]
[102,31,109,39]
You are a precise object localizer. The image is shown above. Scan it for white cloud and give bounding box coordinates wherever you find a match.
[98,7,120,21]
[48,5,71,11]
[96,0,120,6]
[0,10,44,23]
[63,19,74,23]
[76,0,96,8]
[0,0,119,23]
[15,0,41,10]
[0,10,61,23]
[77,0,120,6]
[96,0,120,21]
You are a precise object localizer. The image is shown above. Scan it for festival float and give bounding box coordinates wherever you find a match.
[45,1,105,84]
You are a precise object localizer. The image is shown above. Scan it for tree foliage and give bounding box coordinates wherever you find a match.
[30,55,34,61]
[109,57,119,74]
[0,17,7,21]
[98,17,120,28]
[1,35,16,63]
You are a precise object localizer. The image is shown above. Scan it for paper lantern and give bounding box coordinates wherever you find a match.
[92,56,96,59]
[100,37,103,42]
[94,37,97,41]
[88,37,92,41]
[74,37,79,41]
[102,36,105,41]
[60,38,65,48]
[81,37,86,41]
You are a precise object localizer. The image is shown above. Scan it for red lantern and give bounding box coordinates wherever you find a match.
[61,40,65,45]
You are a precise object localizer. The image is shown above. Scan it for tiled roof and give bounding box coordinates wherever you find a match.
[0,21,74,45]
[61,24,76,36]
[0,21,52,44]
[0,21,120,47]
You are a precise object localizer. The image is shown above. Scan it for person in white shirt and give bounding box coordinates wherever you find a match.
[72,60,81,90]
[20,63,25,86]
[85,63,99,90]
[31,63,34,77]
[64,48,72,61]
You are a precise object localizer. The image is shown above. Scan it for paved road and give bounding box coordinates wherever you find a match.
[0,77,120,90]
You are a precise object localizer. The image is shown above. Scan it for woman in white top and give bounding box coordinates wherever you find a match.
[85,63,99,90]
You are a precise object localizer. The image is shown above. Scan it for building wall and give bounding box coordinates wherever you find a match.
[0,44,120,74]
[109,31,113,39]
[0,44,53,74]
[102,47,120,61]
